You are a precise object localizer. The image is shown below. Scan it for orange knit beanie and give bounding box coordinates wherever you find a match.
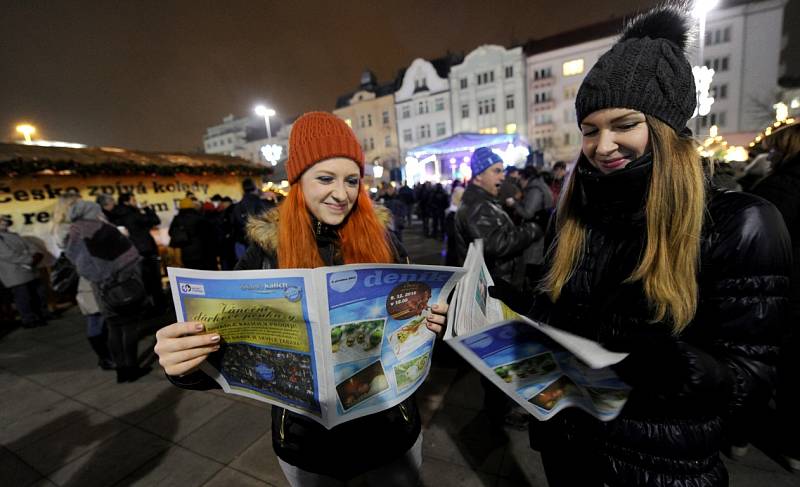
[287,111,364,183]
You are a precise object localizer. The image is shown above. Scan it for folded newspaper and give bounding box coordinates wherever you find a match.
[168,241,630,427]
[168,264,464,429]
[443,241,631,422]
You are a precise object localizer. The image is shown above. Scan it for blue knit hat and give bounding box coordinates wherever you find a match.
[470,147,503,176]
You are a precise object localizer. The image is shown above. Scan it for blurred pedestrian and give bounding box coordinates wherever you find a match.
[0,216,47,328]
[512,166,554,286]
[169,197,217,270]
[549,160,567,202]
[443,186,465,266]
[65,201,150,383]
[397,181,415,226]
[428,183,449,239]
[231,178,273,259]
[381,185,408,242]
[53,194,114,370]
[112,193,164,310]
[219,196,238,270]
[750,121,800,471]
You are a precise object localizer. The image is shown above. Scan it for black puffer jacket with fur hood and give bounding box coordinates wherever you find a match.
[169,206,421,480]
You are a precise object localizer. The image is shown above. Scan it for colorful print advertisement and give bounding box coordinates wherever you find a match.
[325,265,461,416]
[452,320,630,421]
[174,272,322,415]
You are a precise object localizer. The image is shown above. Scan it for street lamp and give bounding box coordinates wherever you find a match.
[693,0,719,68]
[16,124,36,144]
[254,105,276,139]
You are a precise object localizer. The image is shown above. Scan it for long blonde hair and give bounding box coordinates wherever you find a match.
[541,116,705,333]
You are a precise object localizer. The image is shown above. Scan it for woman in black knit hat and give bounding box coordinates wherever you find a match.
[492,4,791,486]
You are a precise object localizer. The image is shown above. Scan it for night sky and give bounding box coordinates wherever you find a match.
[3,0,698,152]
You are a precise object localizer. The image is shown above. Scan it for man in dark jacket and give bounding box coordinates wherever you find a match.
[111,193,163,309]
[454,146,541,429]
[231,178,274,259]
[454,147,540,285]
[169,198,217,270]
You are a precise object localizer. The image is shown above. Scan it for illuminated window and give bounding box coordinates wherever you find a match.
[562,59,585,76]
[505,123,517,134]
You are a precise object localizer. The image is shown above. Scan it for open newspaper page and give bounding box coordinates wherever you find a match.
[168,267,330,424]
[317,263,464,428]
[443,241,631,421]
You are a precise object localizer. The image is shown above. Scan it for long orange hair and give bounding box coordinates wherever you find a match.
[276,184,394,268]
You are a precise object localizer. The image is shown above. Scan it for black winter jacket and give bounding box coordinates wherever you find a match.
[454,183,540,284]
[169,208,216,269]
[528,159,791,487]
[110,204,160,256]
[169,207,421,480]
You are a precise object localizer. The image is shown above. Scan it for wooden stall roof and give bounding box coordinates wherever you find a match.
[0,143,272,177]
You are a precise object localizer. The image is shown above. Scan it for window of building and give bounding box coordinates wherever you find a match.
[385,135,392,147]
[477,70,495,85]
[367,114,373,127]
[478,98,496,115]
[460,78,468,89]
[479,127,499,134]
[505,66,514,78]
[723,26,730,43]
[505,123,517,134]
[418,101,429,114]
[534,91,552,104]
[721,56,728,71]
[359,115,365,128]
[401,105,410,119]
[532,67,552,81]
[382,111,389,125]
[414,77,427,90]
[435,97,445,111]
[562,59,584,76]
[711,83,728,100]
[419,124,431,139]
[403,129,412,142]
[436,122,446,137]
[461,104,469,119]
[563,84,578,99]
[505,94,515,110]
[369,137,375,150]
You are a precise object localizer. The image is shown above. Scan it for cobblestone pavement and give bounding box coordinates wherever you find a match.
[1,219,796,486]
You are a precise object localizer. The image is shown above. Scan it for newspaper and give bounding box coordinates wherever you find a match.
[443,241,631,421]
[168,263,464,429]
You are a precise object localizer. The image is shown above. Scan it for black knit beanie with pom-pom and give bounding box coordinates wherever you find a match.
[575,4,697,132]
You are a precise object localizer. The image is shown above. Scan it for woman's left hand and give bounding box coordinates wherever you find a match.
[426,303,449,337]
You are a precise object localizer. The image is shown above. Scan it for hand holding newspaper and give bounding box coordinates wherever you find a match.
[443,241,632,421]
[168,241,631,427]
[169,263,464,429]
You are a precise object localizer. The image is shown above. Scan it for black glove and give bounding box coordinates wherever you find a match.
[488,277,533,316]
[606,329,729,398]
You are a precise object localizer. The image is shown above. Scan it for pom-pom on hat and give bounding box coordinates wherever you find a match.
[470,147,503,177]
[575,4,697,132]
[287,112,364,183]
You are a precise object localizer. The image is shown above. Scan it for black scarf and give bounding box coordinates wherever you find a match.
[577,152,653,226]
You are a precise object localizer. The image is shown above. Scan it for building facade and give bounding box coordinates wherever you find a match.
[525,31,616,163]
[394,56,461,160]
[333,71,401,174]
[523,0,789,163]
[449,45,527,137]
[203,114,256,156]
[695,0,788,134]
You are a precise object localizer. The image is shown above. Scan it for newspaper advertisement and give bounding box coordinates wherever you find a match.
[169,264,464,429]
[443,241,631,421]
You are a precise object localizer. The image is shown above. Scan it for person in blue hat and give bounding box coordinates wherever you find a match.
[453,146,543,428]
[453,146,541,283]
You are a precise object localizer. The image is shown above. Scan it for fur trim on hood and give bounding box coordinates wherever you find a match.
[245,204,392,253]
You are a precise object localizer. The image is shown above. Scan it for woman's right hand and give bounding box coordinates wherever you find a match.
[154,321,220,377]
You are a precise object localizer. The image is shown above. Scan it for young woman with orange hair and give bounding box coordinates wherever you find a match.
[154,112,447,486]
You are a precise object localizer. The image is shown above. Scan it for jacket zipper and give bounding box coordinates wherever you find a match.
[398,402,410,423]
[279,409,286,445]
